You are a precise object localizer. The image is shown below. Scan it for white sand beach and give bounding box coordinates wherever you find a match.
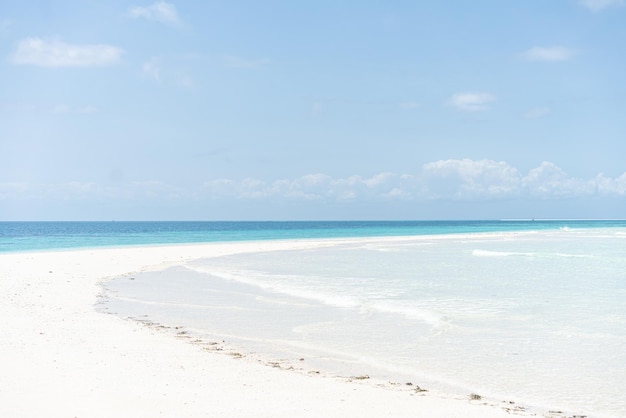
[1,240,550,417]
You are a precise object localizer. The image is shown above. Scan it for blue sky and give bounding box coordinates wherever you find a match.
[1,1,625,220]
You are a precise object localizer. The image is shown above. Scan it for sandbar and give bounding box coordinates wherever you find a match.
[1,239,544,417]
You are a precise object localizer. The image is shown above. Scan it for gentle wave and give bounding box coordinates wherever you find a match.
[188,266,362,309]
[187,265,450,328]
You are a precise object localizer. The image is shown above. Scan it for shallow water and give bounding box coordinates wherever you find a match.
[104,228,626,417]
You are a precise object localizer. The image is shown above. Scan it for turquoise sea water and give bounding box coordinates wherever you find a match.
[2,220,626,252]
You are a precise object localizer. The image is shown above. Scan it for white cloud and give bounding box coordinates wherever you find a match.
[520,46,576,62]
[129,1,181,25]
[448,92,496,112]
[580,0,624,12]
[11,38,123,68]
[422,159,521,198]
[364,172,394,188]
[522,161,595,198]
[595,172,626,194]
[203,162,542,202]
[4,161,626,205]
[385,188,410,199]
[419,159,615,200]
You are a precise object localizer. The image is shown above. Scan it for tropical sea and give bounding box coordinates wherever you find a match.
[4,220,626,416]
[1,219,625,253]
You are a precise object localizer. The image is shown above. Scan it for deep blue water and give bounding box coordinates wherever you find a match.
[1,220,625,253]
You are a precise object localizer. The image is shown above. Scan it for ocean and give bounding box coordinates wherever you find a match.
[4,221,626,416]
[1,219,625,252]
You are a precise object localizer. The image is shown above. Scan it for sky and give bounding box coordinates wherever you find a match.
[1,0,625,220]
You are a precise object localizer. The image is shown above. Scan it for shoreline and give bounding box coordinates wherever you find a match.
[0,237,595,417]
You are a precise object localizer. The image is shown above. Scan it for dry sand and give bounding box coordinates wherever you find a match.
[0,241,540,417]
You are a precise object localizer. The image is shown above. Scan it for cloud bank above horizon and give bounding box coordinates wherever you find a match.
[3,160,625,204]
